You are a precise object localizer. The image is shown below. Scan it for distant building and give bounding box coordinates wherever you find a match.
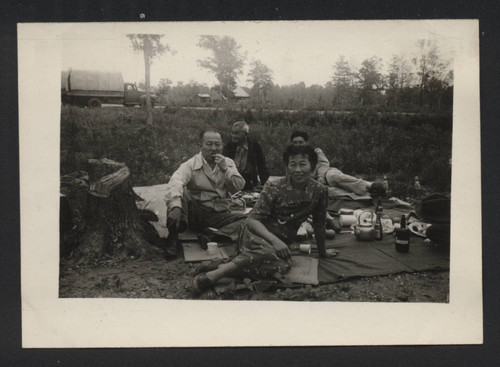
[196,93,211,104]
[201,86,249,104]
[232,86,250,102]
[210,90,227,104]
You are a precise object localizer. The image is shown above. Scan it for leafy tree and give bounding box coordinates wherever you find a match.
[412,39,451,110]
[157,78,172,94]
[357,56,383,106]
[156,78,172,105]
[197,35,246,97]
[387,55,413,90]
[167,81,210,106]
[127,34,175,125]
[332,56,356,107]
[386,55,414,109]
[247,60,274,104]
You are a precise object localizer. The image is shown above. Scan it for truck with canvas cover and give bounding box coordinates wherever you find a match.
[61,69,157,108]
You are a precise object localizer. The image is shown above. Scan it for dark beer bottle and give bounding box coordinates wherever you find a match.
[395,214,410,253]
[374,198,383,240]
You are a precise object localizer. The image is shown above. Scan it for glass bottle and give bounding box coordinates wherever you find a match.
[383,174,389,195]
[414,176,421,198]
[395,214,410,253]
[374,198,383,240]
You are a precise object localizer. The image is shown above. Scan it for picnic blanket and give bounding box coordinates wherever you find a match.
[318,234,448,284]
[133,184,447,285]
[182,232,448,285]
[133,184,169,238]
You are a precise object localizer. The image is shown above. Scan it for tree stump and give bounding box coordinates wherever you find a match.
[63,159,161,264]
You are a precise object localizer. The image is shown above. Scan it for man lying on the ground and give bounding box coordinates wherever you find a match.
[222,120,269,191]
[163,129,247,259]
[290,130,386,198]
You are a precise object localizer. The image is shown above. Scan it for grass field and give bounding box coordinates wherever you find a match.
[60,106,452,198]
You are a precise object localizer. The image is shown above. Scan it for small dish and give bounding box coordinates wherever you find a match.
[408,221,432,237]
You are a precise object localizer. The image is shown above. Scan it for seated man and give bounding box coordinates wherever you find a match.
[222,121,269,191]
[164,129,246,259]
[290,131,386,198]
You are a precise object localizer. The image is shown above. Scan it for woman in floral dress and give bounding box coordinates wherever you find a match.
[193,144,337,293]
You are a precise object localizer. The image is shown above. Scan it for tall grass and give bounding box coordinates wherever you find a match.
[60,106,452,198]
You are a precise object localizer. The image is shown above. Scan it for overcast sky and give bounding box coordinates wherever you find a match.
[59,21,456,88]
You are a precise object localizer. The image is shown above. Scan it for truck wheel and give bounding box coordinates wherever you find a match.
[88,98,102,108]
[141,100,155,109]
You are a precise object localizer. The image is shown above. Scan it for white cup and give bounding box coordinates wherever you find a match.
[207,242,219,255]
[339,214,356,227]
[299,244,312,254]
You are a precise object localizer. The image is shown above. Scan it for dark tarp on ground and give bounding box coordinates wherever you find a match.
[133,184,448,284]
[185,232,449,285]
[318,234,449,284]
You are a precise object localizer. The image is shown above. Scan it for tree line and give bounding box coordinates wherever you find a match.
[129,34,453,123]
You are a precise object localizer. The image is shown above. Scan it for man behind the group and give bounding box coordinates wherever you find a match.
[290,131,386,197]
[223,121,269,190]
[163,129,246,259]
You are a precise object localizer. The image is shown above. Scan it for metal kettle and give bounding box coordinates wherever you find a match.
[353,211,377,241]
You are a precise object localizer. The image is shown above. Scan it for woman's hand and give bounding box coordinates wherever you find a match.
[247,218,292,259]
[272,239,292,259]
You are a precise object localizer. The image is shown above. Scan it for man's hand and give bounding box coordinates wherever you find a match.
[166,207,182,230]
[272,239,292,259]
[213,154,228,172]
[324,248,339,258]
[317,177,326,185]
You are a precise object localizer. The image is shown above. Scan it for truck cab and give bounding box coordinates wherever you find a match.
[123,83,157,107]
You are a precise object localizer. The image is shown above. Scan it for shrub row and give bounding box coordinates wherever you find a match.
[60,106,452,198]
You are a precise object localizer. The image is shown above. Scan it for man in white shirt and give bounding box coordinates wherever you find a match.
[164,130,246,259]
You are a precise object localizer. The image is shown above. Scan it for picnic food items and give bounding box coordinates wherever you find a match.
[395,215,410,253]
[340,214,356,227]
[354,211,377,241]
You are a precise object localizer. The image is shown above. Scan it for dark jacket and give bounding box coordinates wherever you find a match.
[223,136,269,190]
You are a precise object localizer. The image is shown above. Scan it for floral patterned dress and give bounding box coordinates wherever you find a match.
[230,176,328,280]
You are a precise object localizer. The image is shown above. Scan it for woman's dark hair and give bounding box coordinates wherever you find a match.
[282,144,318,170]
[290,130,309,142]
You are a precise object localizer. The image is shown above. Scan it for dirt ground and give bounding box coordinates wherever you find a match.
[59,254,449,302]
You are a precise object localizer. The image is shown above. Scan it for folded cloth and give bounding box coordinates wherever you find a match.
[283,256,319,285]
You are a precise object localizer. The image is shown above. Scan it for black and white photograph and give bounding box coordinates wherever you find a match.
[19,20,481,347]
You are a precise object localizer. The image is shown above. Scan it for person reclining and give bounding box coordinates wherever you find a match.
[163,129,246,259]
[290,130,386,197]
[222,120,269,191]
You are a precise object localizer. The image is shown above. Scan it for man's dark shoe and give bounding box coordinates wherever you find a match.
[163,247,178,261]
[192,273,214,295]
[163,232,181,260]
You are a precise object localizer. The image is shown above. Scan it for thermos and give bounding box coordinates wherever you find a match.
[394,214,410,253]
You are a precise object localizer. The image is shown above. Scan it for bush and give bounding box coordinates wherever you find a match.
[60,106,452,196]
